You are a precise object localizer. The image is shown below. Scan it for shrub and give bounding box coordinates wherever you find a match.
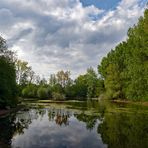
[22,85,37,98]
[52,92,65,101]
[37,87,48,99]
[46,86,52,98]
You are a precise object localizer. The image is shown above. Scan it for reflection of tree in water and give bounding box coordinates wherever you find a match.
[66,100,107,131]
[48,108,71,126]
[0,108,46,147]
[75,113,99,131]
[55,114,69,126]
[0,114,16,147]
[33,108,46,121]
[98,112,148,148]
[13,109,46,135]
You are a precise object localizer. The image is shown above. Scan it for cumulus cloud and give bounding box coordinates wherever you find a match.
[0,0,146,78]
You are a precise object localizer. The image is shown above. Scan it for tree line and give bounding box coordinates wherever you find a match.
[0,38,104,107]
[0,8,147,108]
[98,8,148,101]
[16,61,104,101]
[0,37,18,108]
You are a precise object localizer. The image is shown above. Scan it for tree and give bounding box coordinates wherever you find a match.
[104,64,122,99]
[49,74,57,86]
[85,67,98,98]
[0,36,18,108]
[74,75,88,99]
[16,60,34,85]
[0,36,14,61]
[98,8,148,101]
[37,87,49,99]
[22,84,38,98]
[95,78,105,97]
[56,70,71,87]
[123,9,148,100]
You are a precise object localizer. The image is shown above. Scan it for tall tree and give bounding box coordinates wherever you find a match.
[85,67,98,98]
[56,70,71,87]
[49,74,57,86]
[15,60,34,85]
[98,8,148,101]
[0,36,18,108]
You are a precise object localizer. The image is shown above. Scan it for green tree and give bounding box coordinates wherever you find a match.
[37,87,49,99]
[16,60,34,85]
[22,84,38,98]
[104,64,122,99]
[0,36,18,108]
[74,75,88,99]
[56,70,71,87]
[123,9,148,100]
[49,74,57,86]
[95,78,105,97]
[98,8,148,101]
[85,67,98,98]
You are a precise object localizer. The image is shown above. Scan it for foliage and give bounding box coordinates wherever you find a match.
[0,37,18,108]
[74,75,88,99]
[22,84,38,98]
[16,60,35,85]
[85,67,98,98]
[52,92,65,101]
[56,70,71,87]
[51,83,64,94]
[98,8,148,101]
[37,87,49,99]
[64,83,76,99]
[1,9,147,103]
[95,78,105,97]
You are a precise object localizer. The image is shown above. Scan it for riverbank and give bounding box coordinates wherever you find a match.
[1,99,147,117]
[0,105,25,118]
[23,98,87,103]
[112,100,148,106]
[23,98,148,105]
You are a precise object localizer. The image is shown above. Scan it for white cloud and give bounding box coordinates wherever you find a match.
[0,0,146,78]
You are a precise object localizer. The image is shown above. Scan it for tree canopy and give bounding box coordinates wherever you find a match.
[0,37,18,108]
[98,8,148,101]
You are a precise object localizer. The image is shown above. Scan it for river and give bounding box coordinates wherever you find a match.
[0,100,148,148]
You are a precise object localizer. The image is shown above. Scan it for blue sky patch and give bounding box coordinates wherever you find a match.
[80,0,121,10]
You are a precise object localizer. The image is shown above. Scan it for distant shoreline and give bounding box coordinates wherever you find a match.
[112,100,148,107]
[1,99,147,117]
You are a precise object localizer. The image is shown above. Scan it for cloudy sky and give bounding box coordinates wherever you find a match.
[0,0,147,78]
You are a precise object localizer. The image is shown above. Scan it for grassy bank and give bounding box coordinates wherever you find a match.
[112,100,148,107]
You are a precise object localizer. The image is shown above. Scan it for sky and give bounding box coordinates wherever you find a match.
[0,0,147,78]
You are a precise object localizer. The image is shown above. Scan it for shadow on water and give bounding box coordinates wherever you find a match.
[0,100,148,148]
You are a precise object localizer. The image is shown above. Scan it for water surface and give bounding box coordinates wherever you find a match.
[0,100,148,148]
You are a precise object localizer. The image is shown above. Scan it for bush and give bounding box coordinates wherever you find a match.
[46,86,52,98]
[52,92,65,101]
[22,85,37,98]
[37,87,49,99]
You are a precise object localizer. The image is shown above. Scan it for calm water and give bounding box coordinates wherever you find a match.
[0,100,148,148]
